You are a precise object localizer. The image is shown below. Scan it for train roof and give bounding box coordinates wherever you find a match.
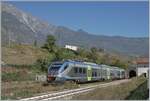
[101,64,111,67]
[68,60,100,67]
[101,64,125,70]
[51,60,101,69]
[50,60,125,70]
[111,66,125,71]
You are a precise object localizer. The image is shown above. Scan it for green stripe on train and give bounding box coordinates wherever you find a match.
[87,66,92,81]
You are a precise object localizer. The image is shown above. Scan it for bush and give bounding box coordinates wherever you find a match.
[35,58,51,72]
[42,35,57,53]
[126,80,149,100]
[6,64,34,69]
[55,48,76,60]
[2,72,34,82]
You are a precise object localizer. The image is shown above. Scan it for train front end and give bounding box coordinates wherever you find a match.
[47,62,63,82]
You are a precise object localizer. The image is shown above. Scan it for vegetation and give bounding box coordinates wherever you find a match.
[72,75,148,100]
[2,34,130,73]
[55,48,76,60]
[1,81,79,100]
[1,35,131,82]
[35,58,51,72]
[42,35,57,53]
[1,65,39,82]
[37,35,130,72]
[2,44,48,65]
[2,72,34,82]
[126,79,149,100]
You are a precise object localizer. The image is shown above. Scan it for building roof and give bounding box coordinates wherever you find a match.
[133,58,149,64]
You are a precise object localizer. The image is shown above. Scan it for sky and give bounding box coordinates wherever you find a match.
[9,1,149,37]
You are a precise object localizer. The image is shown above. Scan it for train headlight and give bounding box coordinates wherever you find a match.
[57,74,62,77]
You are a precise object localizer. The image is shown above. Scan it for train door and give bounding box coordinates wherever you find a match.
[107,68,110,80]
[87,66,92,81]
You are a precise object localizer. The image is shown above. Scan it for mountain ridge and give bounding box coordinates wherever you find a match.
[1,3,149,57]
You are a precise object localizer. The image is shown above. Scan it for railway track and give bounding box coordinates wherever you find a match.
[21,79,130,100]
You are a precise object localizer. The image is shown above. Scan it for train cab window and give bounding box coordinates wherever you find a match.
[83,68,86,74]
[64,65,68,71]
[79,68,82,73]
[74,67,78,73]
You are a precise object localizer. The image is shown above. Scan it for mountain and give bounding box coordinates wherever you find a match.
[2,3,57,45]
[1,3,149,57]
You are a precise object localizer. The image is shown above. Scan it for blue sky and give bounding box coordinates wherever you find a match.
[9,1,149,37]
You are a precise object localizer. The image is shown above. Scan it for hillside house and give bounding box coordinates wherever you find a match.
[65,45,79,51]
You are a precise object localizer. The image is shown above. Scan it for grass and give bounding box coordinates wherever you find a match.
[1,65,40,82]
[126,80,149,100]
[72,75,148,100]
[1,81,79,100]
[2,72,35,82]
[2,44,49,65]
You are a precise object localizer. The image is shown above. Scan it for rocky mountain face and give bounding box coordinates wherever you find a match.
[2,3,57,45]
[1,3,149,57]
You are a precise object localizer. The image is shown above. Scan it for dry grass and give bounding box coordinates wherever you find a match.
[72,76,148,100]
[2,44,48,65]
[126,80,149,100]
[1,81,79,100]
[2,66,36,82]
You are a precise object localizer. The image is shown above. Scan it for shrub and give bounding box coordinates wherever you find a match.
[42,35,57,53]
[2,72,34,82]
[35,58,51,72]
[55,48,76,60]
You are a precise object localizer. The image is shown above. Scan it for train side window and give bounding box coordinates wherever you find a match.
[79,68,82,73]
[117,71,120,76]
[74,67,78,73]
[83,68,86,74]
[95,72,97,77]
[83,68,85,74]
[122,71,124,75]
[92,72,94,77]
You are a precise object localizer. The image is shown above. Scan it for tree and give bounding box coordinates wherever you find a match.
[42,35,56,53]
[36,58,50,72]
[77,48,88,58]
[98,48,104,52]
[111,58,128,69]
[90,47,98,53]
[87,51,98,63]
[55,48,76,60]
[87,47,99,63]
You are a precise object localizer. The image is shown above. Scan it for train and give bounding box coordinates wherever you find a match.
[47,60,126,83]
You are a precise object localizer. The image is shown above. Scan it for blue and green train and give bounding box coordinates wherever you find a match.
[47,60,126,83]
